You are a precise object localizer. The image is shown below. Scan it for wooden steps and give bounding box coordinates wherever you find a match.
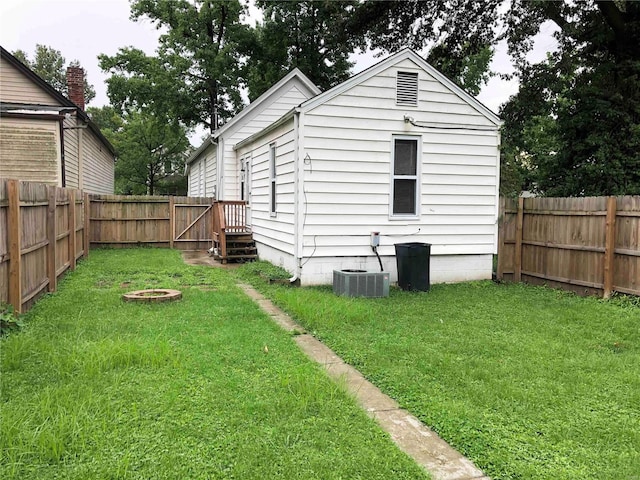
[212,201,256,264]
[212,230,257,263]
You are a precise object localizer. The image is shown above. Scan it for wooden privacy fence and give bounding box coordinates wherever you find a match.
[0,179,89,313]
[90,194,212,250]
[1,179,214,314]
[497,196,640,298]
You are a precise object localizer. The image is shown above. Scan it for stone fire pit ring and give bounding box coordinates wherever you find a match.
[122,289,182,303]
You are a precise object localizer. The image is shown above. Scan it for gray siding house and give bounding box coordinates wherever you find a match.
[0,46,115,194]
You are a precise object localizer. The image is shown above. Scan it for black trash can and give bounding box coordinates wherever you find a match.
[394,243,431,291]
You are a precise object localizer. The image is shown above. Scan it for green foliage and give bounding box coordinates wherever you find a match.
[238,260,292,281]
[0,303,23,336]
[113,111,189,195]
[85,105,124,135]
[239,270,640,480]
[0,249,427,479]
[100,0,253,132]
[500,0,640,196]
[246,1,357,100]
[13,44,96,105]
[352,1,640,196]
[348,0,501,95]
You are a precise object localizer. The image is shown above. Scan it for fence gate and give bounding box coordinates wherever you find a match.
[171,197,213,250]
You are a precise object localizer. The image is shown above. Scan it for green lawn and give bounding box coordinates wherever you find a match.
[237,262,640,480]
[0,249,428,480]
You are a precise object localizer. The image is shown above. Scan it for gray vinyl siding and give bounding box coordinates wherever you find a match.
[62,116,79,189]
[0,57,59,105]
[82,128,114,194]
[0,117,61,185]
[300,57,500,259]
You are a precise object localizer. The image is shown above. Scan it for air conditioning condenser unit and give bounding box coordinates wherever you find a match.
[333,270,390,298]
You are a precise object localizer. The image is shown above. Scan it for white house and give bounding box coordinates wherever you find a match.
[185,69,320,198]
[190,49,502,285]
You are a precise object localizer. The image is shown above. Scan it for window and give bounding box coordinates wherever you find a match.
[240,156,250,202]
[391,137,419,216]
[396,71,418,106]
[269,143,276,215]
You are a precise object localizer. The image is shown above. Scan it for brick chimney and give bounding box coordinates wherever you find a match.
[66,66,85,110]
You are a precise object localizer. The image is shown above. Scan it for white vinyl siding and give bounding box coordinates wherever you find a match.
[221,84,312,200]
[188,160,205,196]
[300,57,499,260]
[187,143,216,197]
[235,119,296,258]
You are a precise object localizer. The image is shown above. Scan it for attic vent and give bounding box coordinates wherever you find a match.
[396,71,418,106]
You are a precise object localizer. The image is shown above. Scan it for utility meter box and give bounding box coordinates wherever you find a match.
[370,232,380,247]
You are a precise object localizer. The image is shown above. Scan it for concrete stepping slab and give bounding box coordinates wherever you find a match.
[235,282,490,480]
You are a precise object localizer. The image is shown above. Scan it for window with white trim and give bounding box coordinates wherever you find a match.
[396,71,418,106]
[391,137,419,216]
[269,143,276,215]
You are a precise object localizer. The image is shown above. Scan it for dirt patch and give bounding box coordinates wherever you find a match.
[181,250,240,270]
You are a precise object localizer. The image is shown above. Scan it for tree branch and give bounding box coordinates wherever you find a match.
[541,2,570,33]
[595,1,626,37]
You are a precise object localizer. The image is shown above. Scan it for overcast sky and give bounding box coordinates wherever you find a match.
[0,0,557,145]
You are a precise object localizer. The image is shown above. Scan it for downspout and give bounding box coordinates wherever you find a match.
[58,118,66,187]
[494,130,501,254]
[77,125,83,190]
[290,108,302,284]
[217,136,224,200]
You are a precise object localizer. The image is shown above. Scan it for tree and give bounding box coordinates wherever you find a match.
[99,0,252,132]
[351,1,640,196]
[13,44,96,104]
[500,1,640,196]
[246,0,357,100]
[113,111,189,195]
[86,106,124,144]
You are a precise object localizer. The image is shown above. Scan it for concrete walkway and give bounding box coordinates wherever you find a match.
[182,252,489,480]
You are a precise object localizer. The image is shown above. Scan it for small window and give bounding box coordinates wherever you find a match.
[391,137,419,216]
[396,71,418,106]
[269,143,276,215]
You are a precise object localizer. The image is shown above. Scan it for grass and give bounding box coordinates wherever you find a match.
[237,261,640,480]
[0,249,429,480]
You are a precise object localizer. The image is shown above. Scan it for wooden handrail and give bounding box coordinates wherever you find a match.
[212,201,249,262]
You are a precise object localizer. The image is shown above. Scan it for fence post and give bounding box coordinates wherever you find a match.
[7,179,22,313]
[603,196,617,298]
[514,196,524,282]
[169,196,175,249]
[69,190,76,270]
[83,193,90,258]
[47,186,57,293]
[496,196,505,280]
